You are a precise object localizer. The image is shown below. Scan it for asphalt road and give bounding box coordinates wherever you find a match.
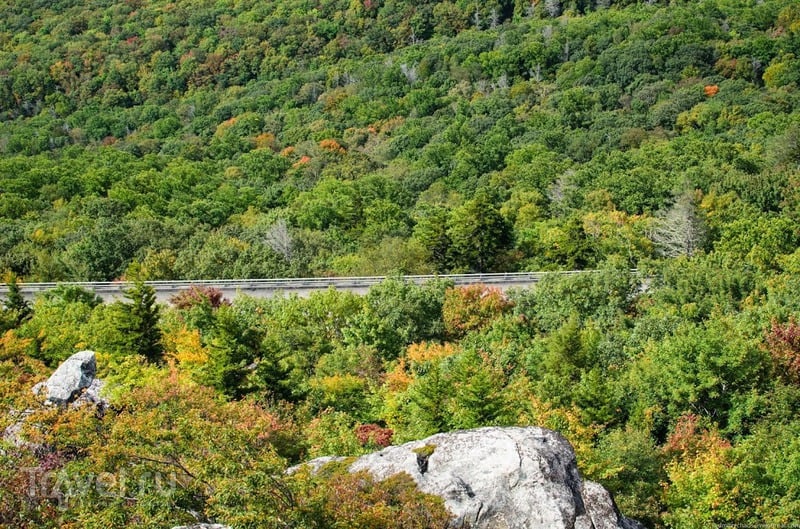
[0,271,587,303]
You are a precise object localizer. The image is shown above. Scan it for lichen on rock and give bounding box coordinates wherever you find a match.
[302,426,643,529]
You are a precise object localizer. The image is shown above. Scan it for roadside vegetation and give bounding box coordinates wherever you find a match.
[2,0,800,526]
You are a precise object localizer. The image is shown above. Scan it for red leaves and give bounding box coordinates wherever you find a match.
[765,318,800,384]
[169,286,229,309]
[355,423,393,448]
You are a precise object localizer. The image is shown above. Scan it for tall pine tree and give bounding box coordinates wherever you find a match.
[1,274,32,331]
[119,282,164,363]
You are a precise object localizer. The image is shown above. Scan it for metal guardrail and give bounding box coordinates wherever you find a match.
[0,271,598,301]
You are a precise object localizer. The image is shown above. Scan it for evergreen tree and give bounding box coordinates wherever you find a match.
[1,274,32,330]
[446,194,513,272]
[120,282,164,363]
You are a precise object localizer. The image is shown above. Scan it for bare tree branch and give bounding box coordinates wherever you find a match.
[650,191,706,258]
[264,219,294,261]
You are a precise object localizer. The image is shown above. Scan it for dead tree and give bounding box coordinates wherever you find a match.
[650,191,706,258]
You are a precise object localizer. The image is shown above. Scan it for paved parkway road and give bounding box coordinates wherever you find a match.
[1,272,588,304]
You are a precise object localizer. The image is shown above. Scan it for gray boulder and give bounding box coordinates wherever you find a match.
[5,351,107,453]
[317,426,642,529]
[581,481,644,529]
[41,350,97,406]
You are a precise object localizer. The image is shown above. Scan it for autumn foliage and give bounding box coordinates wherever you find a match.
[319,138,347,154]
[293,468,452,529]
[442,284,514,338]
[2,0,800,524]
[765,318,800,384]
[169,286,229,310]
[355,423,394,448]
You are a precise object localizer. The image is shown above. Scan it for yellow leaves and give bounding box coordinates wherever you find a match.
[223,165,243,179]
[0,329,33,360]
[518,396,602,465]
[30,228,47,243]
[406,341,457,365]
[661,415,741,527]
[663,445,737,525]
[777,4,800,33]
[165,327,208,366]
[0,330,46,406]
[580,206,653,261]
[320,87,350,112]
[762,56,795,89]
[500,189,545,231]
[385,358,413,392]
[311,373,366,397]
[582,210,626,237]
[385,342,459,392]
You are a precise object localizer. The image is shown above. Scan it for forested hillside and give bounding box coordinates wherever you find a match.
[2,0,800,527]
[0,0,798,279]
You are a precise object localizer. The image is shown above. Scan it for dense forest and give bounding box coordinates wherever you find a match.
[2,0,800,527]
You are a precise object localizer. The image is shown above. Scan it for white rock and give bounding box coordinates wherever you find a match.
[316,426,643,529]
[42,350,97,405]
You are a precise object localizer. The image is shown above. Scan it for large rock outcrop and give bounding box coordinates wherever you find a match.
[33,350,102,406]
[313,426,643,529]
[4,351,106,452]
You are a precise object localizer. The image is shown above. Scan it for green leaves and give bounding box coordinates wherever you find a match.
[120,282,164,364]
[446,193,513,272]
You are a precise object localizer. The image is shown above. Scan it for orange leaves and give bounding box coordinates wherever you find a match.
[442,284,514,338]
[662,414,738,526]
[386,342,459,392]
[319,138,346,154]
[385,358,413,392]
[254,132,276,150]
[366,116,405,135]
[293,155,311,168]
[296,469,452,529]
[406,341,457,365]
[220,116,238,128]
[0,329,34,361]
[355,423,393,448]
[704,84,719,97]
[0,330,47,408]
[664,413,731,461]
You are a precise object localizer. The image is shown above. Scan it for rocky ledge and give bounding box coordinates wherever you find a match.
[304,426,643,529]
